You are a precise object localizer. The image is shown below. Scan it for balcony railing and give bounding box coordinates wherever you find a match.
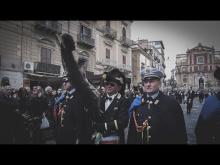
[121,64,132,71]
[120,37,133,47]
[34,62,60,75]
[77,33,95,48]
[35,21,62,34]
[101,59,117,67]
[182,70,188,73]
[102,26,117,39]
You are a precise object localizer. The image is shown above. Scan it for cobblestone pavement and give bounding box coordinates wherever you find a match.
[181,97,204,144]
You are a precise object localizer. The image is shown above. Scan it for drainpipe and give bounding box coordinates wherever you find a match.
[21,21,24,87]
[68,21,70,34]
[21,21,23,70]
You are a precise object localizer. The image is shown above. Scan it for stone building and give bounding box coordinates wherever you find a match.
[175,43,220,90]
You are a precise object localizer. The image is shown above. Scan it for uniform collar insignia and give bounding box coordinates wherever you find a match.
[117,93,121,99]
[154,99,159,105]
[115,77,124,84]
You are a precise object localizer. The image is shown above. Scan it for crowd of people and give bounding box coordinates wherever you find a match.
[0,33,219,144]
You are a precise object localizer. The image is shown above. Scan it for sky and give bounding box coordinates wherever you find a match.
[131,21,220,79]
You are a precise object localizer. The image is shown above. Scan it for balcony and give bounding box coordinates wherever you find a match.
[182,70,188,73]
[35,21,62,34]
[181,62,188,66]
[120,37,133,47]
[121,64,132,72]
[77,33,95,48]
[101,59,117,67]
[34,62,60,76]
[102,26,117,39]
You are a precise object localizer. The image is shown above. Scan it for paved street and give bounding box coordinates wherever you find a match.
[180,97,204,144]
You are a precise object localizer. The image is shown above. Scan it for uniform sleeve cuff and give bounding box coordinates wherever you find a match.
[114,120,119,130]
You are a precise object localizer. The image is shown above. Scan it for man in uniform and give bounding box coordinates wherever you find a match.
[92,69,130,144]
[56,77,85,144]
[127,67,187,144]
[0,77,18,143]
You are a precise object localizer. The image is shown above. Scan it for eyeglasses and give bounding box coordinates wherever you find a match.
[104,82,117,87]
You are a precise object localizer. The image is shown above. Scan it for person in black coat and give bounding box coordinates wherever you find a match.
[56,78,84,144]
[127,67,187,144]
[195,66,220,144]
[55,33,99,144]
[186,87,195,115]
[0,85,18,144]
[14,87,30,144]
[91,69,130,144]
[29,86,49,144]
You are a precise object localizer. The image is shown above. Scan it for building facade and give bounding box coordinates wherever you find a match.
[175,43,220,90]
[0,21,133,89]
[95,21,133,88]
[0,21,97,89]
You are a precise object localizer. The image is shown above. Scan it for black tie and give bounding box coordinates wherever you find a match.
[106,96,112,101]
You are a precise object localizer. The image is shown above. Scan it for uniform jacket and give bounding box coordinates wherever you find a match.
[93,93,130,144]
[127,91,187,144]
[56,90,84,144]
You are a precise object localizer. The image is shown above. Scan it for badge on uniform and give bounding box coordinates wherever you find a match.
[114,107,118,111]
[148,101,153,109]
[154,99,159,105]
[117,93,121,99]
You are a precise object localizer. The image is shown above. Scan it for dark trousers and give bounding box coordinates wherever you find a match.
[187,103,192,114]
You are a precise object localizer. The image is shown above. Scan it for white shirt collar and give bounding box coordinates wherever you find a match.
[107,93,118,100]
[69,88,76,95]
[147,91,159,99]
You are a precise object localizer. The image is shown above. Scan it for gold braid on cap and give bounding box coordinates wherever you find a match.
[115,77,124,84]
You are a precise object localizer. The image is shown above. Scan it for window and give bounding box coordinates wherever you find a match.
[198,65,203,71]
[123,55,126,65]
[41,47,51,64]
[194,66,198,72]
[106,21,110,27]
[183,78,188,83]
[155,42,160,45]
[80,25,92,38]
[106,48,110,59]
[204,66,208,72]
[197,56,204,64]
[182,67,187,72]
[182,75,188,83]
[214,54,220,62]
